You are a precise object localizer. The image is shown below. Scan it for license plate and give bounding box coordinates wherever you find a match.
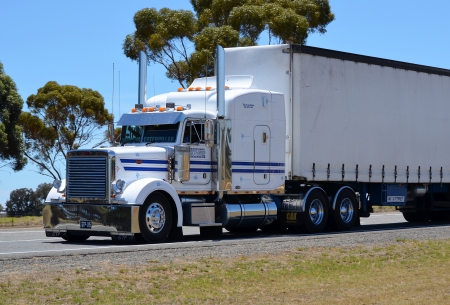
[80,220,92,229]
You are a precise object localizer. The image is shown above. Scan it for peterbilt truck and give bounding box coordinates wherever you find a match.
[44,44,450,243]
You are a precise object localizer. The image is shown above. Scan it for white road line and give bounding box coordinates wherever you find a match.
[0,230,43,234]
[0,239,49,243]
[0,240,203,256]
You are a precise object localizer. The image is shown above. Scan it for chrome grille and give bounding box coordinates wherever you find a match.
[67,154,108,202]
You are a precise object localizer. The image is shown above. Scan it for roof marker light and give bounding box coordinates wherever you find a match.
[206,86,212,91]
[149,107,155,112]
[195,87,201,91]
[131,108,137,113]
[188,87,194,91]
[178,88,184,92]
[176,106,183,111]
[159,107,166,112]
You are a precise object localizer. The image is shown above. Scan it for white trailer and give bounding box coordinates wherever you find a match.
[44,44,450,242]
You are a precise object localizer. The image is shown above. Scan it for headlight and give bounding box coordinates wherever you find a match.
[113,179,126,194]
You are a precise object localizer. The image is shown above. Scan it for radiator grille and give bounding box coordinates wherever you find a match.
[67,156,108,202]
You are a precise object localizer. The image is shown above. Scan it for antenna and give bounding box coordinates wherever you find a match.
[112,63,115,120]
[119,71,121,118]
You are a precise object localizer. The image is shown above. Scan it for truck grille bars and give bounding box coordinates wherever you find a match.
[66,150,115,204]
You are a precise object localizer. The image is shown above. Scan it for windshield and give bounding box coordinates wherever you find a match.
[120,123,180,145]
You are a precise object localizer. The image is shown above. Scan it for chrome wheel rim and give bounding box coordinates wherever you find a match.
[309,199,324,225]
[145,203,166,233]
[339,198,354,223]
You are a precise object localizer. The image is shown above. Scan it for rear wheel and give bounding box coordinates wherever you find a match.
[139,193,172,243]
[402,211,430,222]
[329,189,358,231]
[303,190,329,233]
[225,226,259,233]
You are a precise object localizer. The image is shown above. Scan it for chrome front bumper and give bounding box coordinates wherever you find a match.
[43,204,140,240]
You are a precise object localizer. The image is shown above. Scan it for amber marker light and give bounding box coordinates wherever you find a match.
[159,107,166,112]
[149,107,155,112]
[176,106,183,111]
[195,87,201,91]
[131,108,137,113]
[188,87,194,91]
[206,86,212,90]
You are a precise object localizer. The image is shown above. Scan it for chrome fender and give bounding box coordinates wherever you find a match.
[121,178,183,227]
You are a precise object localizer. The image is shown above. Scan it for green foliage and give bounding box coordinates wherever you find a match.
[5,183,51,216]
[20,82,113,179]
[123,0,334,88]
[0,62,27,171]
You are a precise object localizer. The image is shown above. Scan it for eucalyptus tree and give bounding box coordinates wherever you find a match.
[123,0,334,88]
[20,81,113,179]
[0,62,27,171]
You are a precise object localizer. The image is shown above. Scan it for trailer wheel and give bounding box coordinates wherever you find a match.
[303,190,328,233]
[402,212,430,222]
[139,193,172,243]
[225,226,258,233]
[329,189,358,231]
[62,232,89,242]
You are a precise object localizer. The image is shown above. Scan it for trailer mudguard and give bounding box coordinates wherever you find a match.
[121,178,183,227]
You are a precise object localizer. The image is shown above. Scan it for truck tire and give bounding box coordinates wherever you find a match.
[139,193,172,243]
[62,233,89,242]
[303,190,328,233]
[402,211,430,222]
[225,226,258,233]
[328,189,358,231]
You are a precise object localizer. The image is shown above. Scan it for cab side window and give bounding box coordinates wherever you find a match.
[183,121,205,144]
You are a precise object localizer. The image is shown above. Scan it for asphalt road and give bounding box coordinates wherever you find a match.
[0,212,407,257]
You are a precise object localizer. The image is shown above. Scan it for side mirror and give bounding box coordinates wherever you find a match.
[204,120,215,148]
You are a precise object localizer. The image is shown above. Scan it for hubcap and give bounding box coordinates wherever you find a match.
[145,203,166,233]
[309,199,324,225]
[339,198,354,223]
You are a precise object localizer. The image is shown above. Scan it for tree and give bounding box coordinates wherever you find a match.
[19,82,113,179]
[0,62,27,171]
[0,203,4,211]
[123,0,334,88]
[5,183,51,216]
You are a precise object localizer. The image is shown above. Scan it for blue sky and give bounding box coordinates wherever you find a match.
[0,0,449,205]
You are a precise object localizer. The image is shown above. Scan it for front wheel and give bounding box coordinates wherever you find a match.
[62,232,89,242]
[328,189,358,231]
[139,193,172,243]
[303,190,329,233]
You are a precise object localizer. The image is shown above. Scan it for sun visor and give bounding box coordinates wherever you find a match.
[117,112,186,126]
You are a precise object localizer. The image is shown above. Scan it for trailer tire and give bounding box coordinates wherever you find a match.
[303,190,328,233]
[329,189,358,231]
[139,193,172,243]
[225,226,259,233]
[402,212,430,222]
[62,233,89,242]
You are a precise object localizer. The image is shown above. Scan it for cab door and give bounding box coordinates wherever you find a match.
[254,125,270,185]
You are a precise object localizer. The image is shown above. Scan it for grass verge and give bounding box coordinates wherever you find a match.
[1,239,450,304]
[0,216,42,228]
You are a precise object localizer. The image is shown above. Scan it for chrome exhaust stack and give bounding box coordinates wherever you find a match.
[137,51,147,106]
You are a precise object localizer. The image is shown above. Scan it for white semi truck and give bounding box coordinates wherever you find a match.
[44,44,450,243]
